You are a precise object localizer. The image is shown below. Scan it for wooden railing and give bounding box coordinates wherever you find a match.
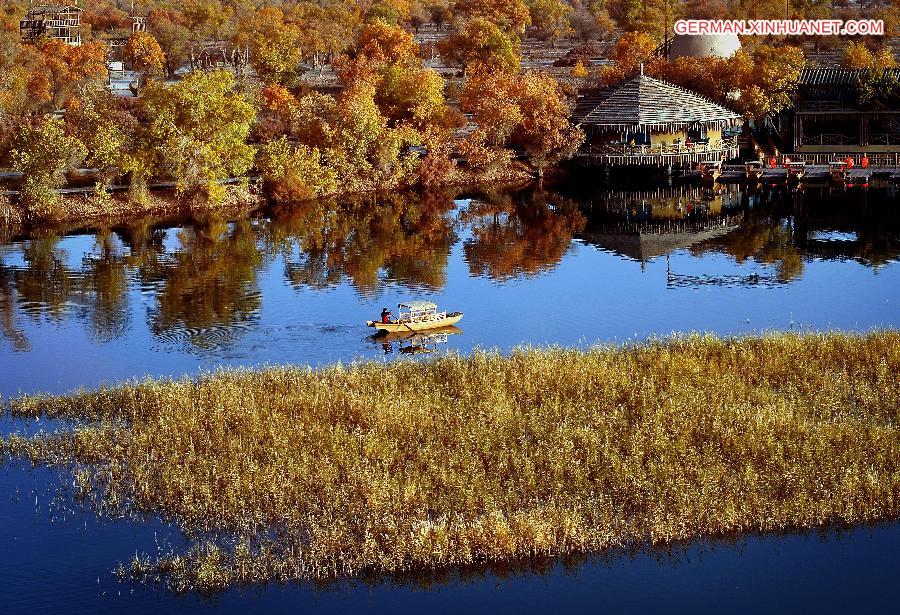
[801,133,859,146]
[580,137,739,158]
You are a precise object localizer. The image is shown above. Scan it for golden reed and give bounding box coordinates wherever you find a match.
[3,332,899,591]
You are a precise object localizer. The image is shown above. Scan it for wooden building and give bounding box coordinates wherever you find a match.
[784,68,900,155]
[572,72,743,168]
[20,3,82,46]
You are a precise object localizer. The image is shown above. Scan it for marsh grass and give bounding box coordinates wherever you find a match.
[3,332,899,591]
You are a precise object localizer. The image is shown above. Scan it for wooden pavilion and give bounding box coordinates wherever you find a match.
[572,72,743,168]
[783,68,900,156]
[20,3,82,46]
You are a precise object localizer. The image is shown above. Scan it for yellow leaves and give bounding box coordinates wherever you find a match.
[124,31,166,78]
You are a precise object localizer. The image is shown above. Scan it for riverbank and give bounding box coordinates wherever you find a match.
[0,163,535,236]
[2,331,898,592]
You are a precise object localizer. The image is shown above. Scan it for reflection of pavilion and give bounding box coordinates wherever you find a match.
[577,185,745,269]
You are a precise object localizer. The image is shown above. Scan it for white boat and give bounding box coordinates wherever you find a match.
[367,301,463,333]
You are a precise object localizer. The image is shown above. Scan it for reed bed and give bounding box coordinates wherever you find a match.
[3,332,900,591]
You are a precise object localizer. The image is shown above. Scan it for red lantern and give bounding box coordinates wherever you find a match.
[768,157,777,168]
[845,156,854,169]
[861,154,869,169]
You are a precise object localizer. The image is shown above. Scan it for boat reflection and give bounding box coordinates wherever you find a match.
[370,326,463,355]
[0,183,898,354]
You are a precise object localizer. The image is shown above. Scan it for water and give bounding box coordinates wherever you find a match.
[1,180,898,612]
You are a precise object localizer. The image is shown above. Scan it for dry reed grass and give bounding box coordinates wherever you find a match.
[3,332,900,591]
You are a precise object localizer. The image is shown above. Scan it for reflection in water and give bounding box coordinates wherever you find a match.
[0,183,898,353]
[370,325,463,355]
[268,190,458,296]
[147,220,264,350]
[462,188,586,280]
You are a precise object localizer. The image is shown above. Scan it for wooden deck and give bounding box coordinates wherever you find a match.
[575,137,742,168]
[714,164,900,185]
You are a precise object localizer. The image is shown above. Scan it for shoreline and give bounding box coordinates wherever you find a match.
[0,164,536,238]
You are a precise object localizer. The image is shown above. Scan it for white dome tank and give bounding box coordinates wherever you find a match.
[668,34,741,61]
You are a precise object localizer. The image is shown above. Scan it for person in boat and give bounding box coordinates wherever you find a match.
[380,307,393,324]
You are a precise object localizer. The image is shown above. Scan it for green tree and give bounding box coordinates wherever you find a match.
[65,83,138,197]
[140,70,256,203]
[257,136,338,203]
[11,117,86,217]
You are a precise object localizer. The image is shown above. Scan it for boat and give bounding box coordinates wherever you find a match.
[785,160,806,183]
[698,160,722,183]
[367,301,463,333]
[829,160,849,185]
[744,160,764,182]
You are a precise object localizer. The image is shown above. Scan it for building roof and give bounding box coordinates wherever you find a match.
[24,5,83,16]
[669,34,741,61]
[573,74,743,132]
[799,67,900,86]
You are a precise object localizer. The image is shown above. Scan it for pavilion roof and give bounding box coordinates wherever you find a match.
[798,67,900,86]
[573,74,742,132]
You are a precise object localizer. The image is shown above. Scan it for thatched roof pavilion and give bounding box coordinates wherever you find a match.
[572,73,743,168]
[574,73,742,133]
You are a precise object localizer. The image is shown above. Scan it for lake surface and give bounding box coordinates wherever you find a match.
[1,180,899,612]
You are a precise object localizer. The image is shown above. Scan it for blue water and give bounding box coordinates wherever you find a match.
[1,181,898,612]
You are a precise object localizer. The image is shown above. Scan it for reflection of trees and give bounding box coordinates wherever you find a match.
[268,189,458,296]
[692,220,804,282]
[0,253,30,351]
[462,189,586,281]
[149,220,264,347]
[80,230,130,342]
[13,236,76,321]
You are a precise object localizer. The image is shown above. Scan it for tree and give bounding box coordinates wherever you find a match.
[65,83,138,196]
[527,0,573,46]
[354,19,421,67]
[288,0,361,76]
[428,1,451,30]
[461,70,584,173]
[409,1,429,32]
[328,80,421,192]
[28,39,109,111]
[842,41,896,69]
[454,0,531,33]
[148,10,193,79]
[438,17,521,76]
[124,31,166,91]
[140,70,256,203]
[182,0,234,41]
[843,41,876,69]
[608,0,683,38]
[366,0,413,25]
[257,136,338,203]
[11,117,86,216]
[858,70,900,111]
[235,8,304,86]
[597,30,658,84]
[376,64,449,130]
[570,5,615,43]
[649,44,805,120]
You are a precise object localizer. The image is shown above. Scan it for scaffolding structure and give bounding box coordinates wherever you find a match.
[20,2,83,46]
